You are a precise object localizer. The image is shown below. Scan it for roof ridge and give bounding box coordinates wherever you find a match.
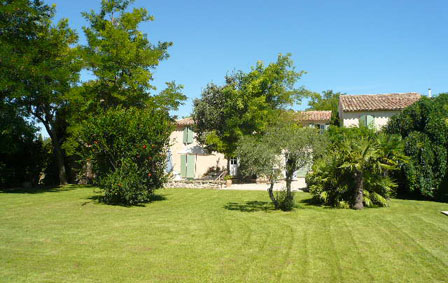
[340,92,421,97]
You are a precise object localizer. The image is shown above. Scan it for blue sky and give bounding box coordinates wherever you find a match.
[50,0,448,118]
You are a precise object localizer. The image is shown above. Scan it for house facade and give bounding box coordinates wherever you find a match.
[168,118,227,180]
[339,92,421,130]
[169,111,332,180]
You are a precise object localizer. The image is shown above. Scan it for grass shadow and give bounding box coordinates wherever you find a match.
[0,184,88,194]
[224,201,274,212]
[299,197,323,207]
[84,192,167,207]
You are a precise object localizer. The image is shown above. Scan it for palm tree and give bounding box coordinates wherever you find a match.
[339,134,406,209]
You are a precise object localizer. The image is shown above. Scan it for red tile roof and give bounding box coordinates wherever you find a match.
[340,92,421,112]
[176,117,194,126]
[296,111,332,122]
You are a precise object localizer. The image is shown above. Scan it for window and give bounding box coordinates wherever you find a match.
[319,124,326,134]
[359,115,375,129]
[183,127,194,144]
[230,158,238,165]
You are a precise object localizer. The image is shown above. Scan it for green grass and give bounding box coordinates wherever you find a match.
[0,186,447,282]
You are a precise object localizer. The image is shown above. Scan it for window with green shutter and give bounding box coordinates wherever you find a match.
[186,155,195,178]
[180,155,187,178]
[183,127,194,144]
[366,115,374,129]
[180,154,195,179]
[359,115,375,129]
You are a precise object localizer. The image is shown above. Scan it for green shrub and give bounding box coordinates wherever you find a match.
[307,127,406,209]
[275,190,295,211]
[385,93,448,201]
[78,107,173,205]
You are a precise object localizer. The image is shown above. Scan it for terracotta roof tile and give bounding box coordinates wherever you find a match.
[176,117,194,126]
[340,92,421,112]
[296,111,332,122]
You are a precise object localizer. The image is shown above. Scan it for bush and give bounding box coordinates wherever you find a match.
[385,93,448,201]
[307,127,406,209]
[275,190,295,211]
[78,107,173,205]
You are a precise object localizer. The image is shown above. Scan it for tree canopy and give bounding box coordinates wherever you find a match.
[193,54,306,160]
[1,0,82,184]
[79,0,185,111]
[385,93,448,201]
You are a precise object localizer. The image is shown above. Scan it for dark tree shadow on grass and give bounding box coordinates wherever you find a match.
[84,192,167,207]
[0,184,88,194]
[299,197,323,207]
[224,201,274,212]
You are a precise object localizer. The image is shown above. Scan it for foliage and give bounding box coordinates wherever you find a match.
[236,118,327,209]
[0,100,47,187]
[78,0,185,111]
[0,0,82,185]
[307,127,407,209]
[385,93,448,201]
[77,107,173,205]
[193,54,306,159]
[224,175,232,181]
[65,0,185,167]
[274,190,296,211]
[307,90,343,125]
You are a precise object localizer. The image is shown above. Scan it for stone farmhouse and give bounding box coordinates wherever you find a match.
[169,92,422,180]
[339,92,421,130]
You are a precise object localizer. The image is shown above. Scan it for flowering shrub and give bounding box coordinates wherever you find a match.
[79,107,173,205]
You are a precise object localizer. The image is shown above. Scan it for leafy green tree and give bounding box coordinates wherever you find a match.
[307,90,343,125]
[307,127,407,209]
[193,54,306,167]
[78,107,173,205]
[385,93,448,201]
[78,0,185,111]
[0,0,82,185]
[236,118,327,210]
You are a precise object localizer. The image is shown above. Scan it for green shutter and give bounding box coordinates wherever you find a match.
[180,155,187,177]
[359,115,367,127]
[183,128,188,144]
[187,127,194,144]
[186,155,195,178]
[366,115,374,129]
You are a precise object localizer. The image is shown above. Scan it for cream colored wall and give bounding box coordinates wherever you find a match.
[169,126,227,179]
[340,111,400,130]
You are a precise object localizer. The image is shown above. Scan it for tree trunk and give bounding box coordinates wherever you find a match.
[52,137,68,185]
[42,121,68,186]
[267,179,279,209]
[353,171,364,210]
[285,157,294,200]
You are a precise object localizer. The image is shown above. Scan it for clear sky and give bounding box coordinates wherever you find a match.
[49,0,447,118]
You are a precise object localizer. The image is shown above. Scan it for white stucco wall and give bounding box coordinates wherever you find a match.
[169,126,227,179]
[340,110,400,130]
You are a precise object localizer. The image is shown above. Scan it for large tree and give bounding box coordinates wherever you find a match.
[78,0,185,111]
[193,54,305,167]
[0,0,82,185]
[385,93,448,201]
[65,0,186,155]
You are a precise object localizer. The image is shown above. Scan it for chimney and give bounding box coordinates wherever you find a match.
[428,88,432,98]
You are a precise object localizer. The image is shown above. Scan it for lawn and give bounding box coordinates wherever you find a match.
[0,186,447,282]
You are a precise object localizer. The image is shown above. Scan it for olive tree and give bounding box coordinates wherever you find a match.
[236,120,327,210]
